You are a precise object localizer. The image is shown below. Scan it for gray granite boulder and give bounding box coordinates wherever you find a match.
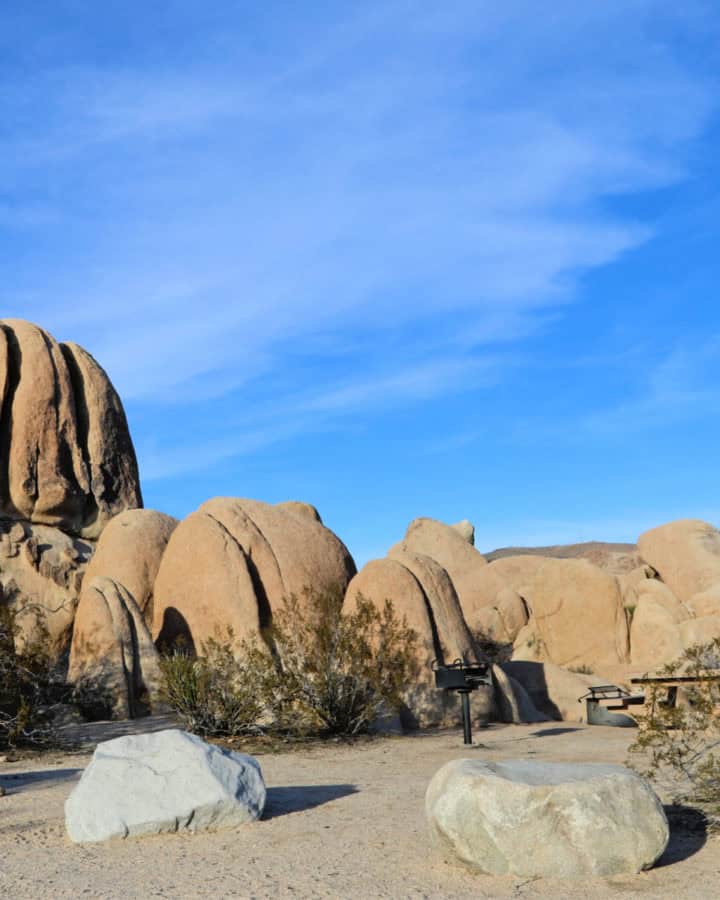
[65,729,265,843]
[426,758,668,877]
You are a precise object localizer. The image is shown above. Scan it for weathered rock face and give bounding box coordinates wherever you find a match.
[0,516,92,655]
[0,319,142,539]
[274,500,322,523]
[68,576,162,718]
[471,588,529,646]
[152,511,263,652]
[630,595,684,671]
[152,498,356,652]
[679,615,720,651]
[391,517,488,614]
[386,548,477,664]
[638,519,720,606]
[82,509,178,620]
[425,759,669,877]
[512,558,628,671]
[65,729,266,843]
[456,555,545,635]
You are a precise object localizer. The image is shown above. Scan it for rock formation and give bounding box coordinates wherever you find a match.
[638,519,720,609]
[0,319,142,539]
[68,576,162,719]
[0,515,92,655]
[81,509,178,618]
[152,498,356,652]
[511,558,629,671]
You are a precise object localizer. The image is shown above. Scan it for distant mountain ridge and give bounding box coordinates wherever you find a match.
[484,541,641,575]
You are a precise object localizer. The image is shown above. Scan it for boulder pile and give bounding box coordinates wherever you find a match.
[2,316,720,728]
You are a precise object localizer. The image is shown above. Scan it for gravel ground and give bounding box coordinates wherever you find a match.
[1,720,718,899]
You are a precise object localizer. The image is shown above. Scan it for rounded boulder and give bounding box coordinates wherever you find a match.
[426,758,669,877]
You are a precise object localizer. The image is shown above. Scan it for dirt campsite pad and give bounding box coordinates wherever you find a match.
[1,720,718,899]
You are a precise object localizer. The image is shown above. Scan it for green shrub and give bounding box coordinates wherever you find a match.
[0,605,66,749]
[252,589,419,737]
[159,631,264,738]
[629,638,720,817]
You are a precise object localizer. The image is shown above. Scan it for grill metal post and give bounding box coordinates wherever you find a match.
[461,691,472,745]
[433,658,492,746]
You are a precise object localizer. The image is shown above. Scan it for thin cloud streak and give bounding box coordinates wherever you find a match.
[1,2,714,413]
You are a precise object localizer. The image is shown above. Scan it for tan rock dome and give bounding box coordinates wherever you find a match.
[0,319,142,538]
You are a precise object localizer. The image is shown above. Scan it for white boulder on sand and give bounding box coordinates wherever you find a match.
[65,729,266,843]
[425,759,668,878]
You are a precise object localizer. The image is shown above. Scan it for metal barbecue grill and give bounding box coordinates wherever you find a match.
[433,658,492,745]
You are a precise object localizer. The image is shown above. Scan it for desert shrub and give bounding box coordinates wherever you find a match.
[159,631,264,737]
[252,588,419,737]
[69,674,116,722]
[0,605,67,749]
[472,631,512,664]
[629,638,720,817]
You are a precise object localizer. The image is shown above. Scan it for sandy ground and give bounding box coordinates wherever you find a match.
[1,719,718,900]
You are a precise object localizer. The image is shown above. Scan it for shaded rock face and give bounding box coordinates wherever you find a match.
[501,661,596,723]
[0,515,92,655]
[65,729,266,843]
[425,759,668,877]
[152,498,356,652]
[0,320,142,539]
[68,576,162,719]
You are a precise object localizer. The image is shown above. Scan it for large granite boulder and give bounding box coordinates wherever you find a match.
[152,510,264,652]
[65,729,266,843]
[512,558,629,671]
[68,576,162,718]
[0,516,92,655]
[638,519,720,606]
[82,509,178,620]
[152,498,356,652]
[426,758,668,877]
[0,319,142,539]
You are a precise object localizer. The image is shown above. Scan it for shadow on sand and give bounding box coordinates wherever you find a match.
[0,768,82,794]
[656,805,708,867]
[529,727,583,738]
[264,784,358,818]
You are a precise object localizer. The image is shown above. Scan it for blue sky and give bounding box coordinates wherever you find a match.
[2,1,719,565]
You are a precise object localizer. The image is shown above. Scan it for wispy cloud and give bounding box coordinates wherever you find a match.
[580,335,720,436]
[3,4,714,404]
